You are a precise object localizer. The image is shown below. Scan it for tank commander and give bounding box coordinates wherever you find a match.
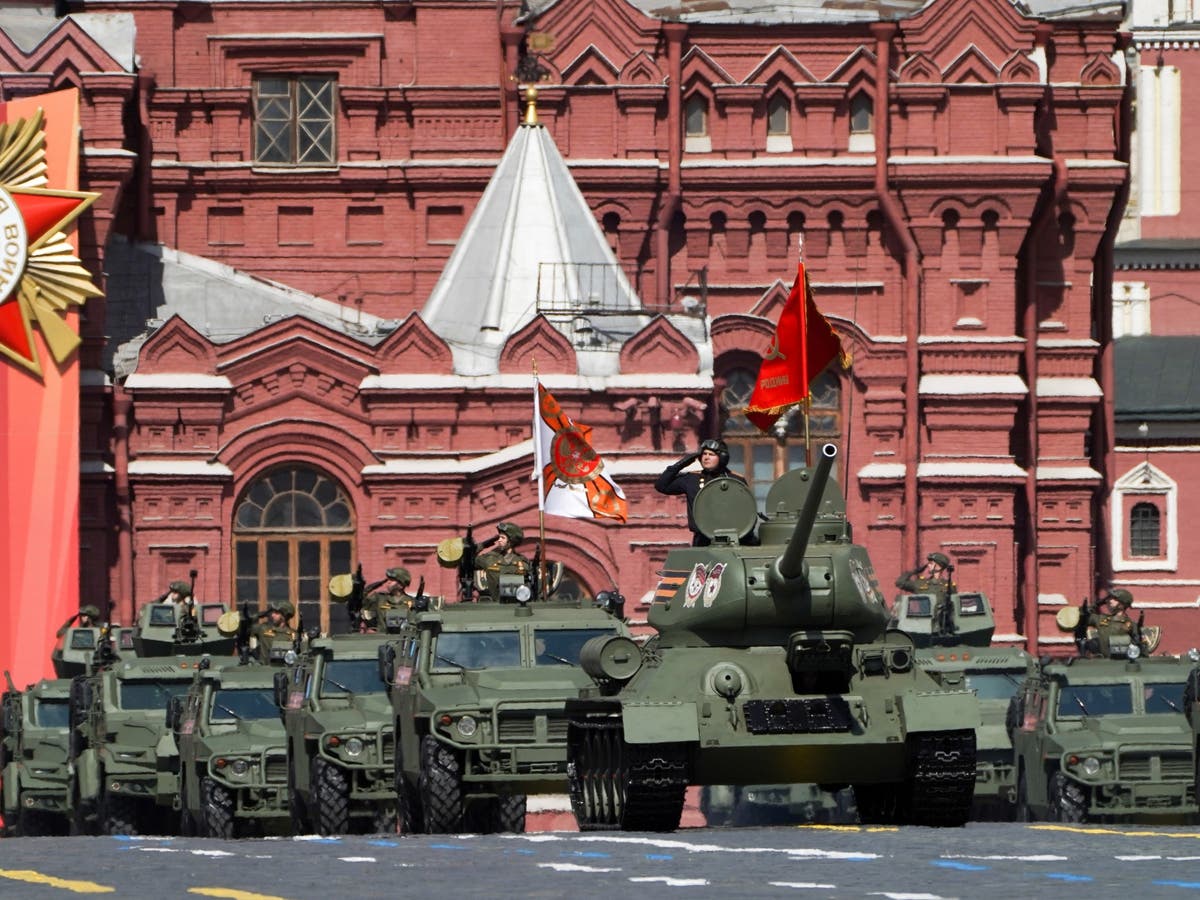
[250,599,297,662]
[655,438,746,547]
[55,604,101,638]
[895,552,953,593]
[361,567,416,629]
[475,522,531,601]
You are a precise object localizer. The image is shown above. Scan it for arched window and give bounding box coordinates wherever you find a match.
[233,466,355,635]
[1130,502,1161,557]
[719,364,842,507]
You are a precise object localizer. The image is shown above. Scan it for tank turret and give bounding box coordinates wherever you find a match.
[566,443,979,832]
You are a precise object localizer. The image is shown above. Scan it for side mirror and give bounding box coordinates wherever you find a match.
[273,671,289,709]
[378,644,396,687]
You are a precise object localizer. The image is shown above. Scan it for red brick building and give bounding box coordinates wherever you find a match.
[8,0,1136,649]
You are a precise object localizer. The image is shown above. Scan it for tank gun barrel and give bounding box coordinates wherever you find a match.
[776,443,837,580]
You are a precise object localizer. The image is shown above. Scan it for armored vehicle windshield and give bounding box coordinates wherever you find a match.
[118,680,191,710]
[33,696,70,728]
[319,659,388,695]
[209,688,279,722]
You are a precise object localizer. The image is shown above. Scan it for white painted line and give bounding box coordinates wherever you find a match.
[538,863,622,873]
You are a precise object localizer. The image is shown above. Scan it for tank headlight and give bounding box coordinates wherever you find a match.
[1126,643,1141,660]
[516,585,532,604]
[456,715,478,737]
[345,737,364,757]
[1082,756,1101,776]
[284,650,298,666]
[230,759,250,776]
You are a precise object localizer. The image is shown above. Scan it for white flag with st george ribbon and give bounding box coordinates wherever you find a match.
[534,381,627,522]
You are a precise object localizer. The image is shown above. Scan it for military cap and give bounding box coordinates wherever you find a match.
[497,522,524,545]
[79,605,101,619]
[927,552,950,568]
[268,598,295,617]
[1109,588,1134,607]
[169,581,192,597]
[386,567,412,587]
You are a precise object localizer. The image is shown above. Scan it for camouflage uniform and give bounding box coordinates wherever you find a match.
[251,599,297,662]
[363,567,415,628]
[1083,588,1137,658]
[475,522,531,601]
[895,552,952,593]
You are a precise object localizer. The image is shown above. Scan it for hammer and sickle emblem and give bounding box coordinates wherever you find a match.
[763,339,786,362]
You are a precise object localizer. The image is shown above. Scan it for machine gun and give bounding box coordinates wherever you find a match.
[173,570,202,644]
[456,525,497,603]
[235,602,256,665]
[347,563,367,629]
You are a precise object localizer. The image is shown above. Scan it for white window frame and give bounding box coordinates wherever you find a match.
[1112,280,1151,338]
[1111,461,1177,571]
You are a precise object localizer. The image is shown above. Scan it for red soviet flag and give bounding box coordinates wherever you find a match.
[745,257,846,433]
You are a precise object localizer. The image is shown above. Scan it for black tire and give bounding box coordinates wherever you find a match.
[418,734,463,834]
[1048,771,1087,823]
[311,757,350,836]
[1015,768,1034,822]
[201,776,235,839]
[493,794,526,833]
[394,739,422,835]
[100,792,141,836]
[288,756,310,835]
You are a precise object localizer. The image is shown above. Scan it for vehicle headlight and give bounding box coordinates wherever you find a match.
[456,715,478,738]
[1188,648,1200,662]
[1081,756,1101,776]
[516,585,532,603]
[1126,643,1141,660]
[230,758,250,776]
[284,650,298,666]
[345,737,365,757]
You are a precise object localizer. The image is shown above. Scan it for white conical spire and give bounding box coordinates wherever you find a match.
[421,88,644,375]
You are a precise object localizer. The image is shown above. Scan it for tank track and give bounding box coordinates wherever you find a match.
[907,729,976,827]
[567,707,689,832]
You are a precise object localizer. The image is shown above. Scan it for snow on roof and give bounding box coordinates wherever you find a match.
[917,461,1028,478]
[0,7,136,71]
[1036,465,1102,480]
[857,462,906,479]
[124,374,234,390]
[1037,376,1102,398]
[127,460,234,477]
[919,374,1028,395]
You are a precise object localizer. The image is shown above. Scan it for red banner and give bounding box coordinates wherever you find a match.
[745,259,846,433]
[0,89,100,690]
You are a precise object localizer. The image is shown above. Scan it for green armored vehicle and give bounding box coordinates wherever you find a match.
[279,630,399,836]
[1010,651,1199,822]
[68,601,237,835]
[175,661,290,837]
[893,587,1032,818]
[381,592,632,834]
[566,443,980,831]
[2,677,73,835]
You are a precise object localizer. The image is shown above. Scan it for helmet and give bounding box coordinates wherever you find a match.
[79,605,100,620]
[1109,588,1133,607]
[698,438,730,468]
[169,581,192,597]
[927,552,951,569]
[386,567,412,587]
[269,599,295,618]
[497,522,524,546]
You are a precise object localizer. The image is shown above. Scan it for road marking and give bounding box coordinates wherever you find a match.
[629,876,709,886]
[189,889,292,900]
[0,870,115,894]
[1031,824,1200,840]
[932,860,988,871]
[539,863,622,873]
[770,882,837,890]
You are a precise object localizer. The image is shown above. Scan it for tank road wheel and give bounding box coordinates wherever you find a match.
[904,729,977,827]
[393,740,422,835]
[567,709,626,830]
[1049,772,1087,823]
[418,735,464,834]
[201,776,235,839]
[100,792,141,836]
[311,757,351,836]
[1015,769,1035,822]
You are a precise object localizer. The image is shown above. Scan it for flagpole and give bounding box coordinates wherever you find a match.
[798,236,811,466]
[532,358,548,603]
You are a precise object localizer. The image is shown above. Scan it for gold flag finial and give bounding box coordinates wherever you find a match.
[523,86,539,127]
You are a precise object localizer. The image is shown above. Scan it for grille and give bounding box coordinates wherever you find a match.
[1119,750,1193,781]
[496,712,569,744]
[265,755,288,784]
[743,698,855,734]
[381,732,395,765]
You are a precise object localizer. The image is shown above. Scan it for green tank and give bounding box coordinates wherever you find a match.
[1011,651,1199,822]
[382,594,632,834]
[279,632,399,836]
[2,677,73,836]
[565,443,980,831]
[893,589,1032,819]
[175,661,290,838]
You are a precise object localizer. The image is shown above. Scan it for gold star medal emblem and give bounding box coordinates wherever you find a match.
[0,109,101,376]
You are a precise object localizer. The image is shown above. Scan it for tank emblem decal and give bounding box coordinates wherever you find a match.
[848,558,875,607]
[684,564,707,608]
[703,563,726,608]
